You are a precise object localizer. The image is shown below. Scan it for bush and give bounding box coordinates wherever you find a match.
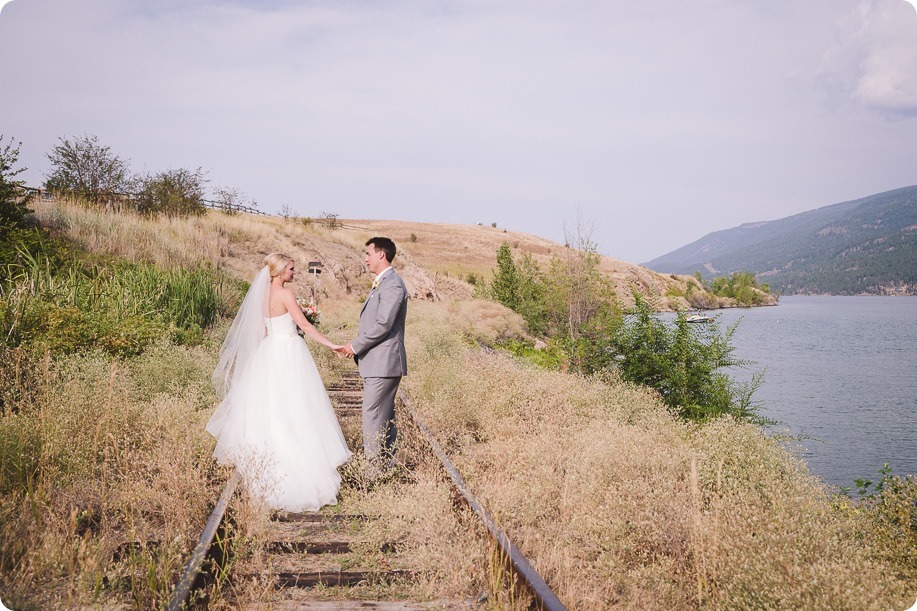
[131,167,208,217]
[709,271,770,306]
[0,135,30,238]
[608,293,764,423]
[489,242,549,334]
[499,338,569,370]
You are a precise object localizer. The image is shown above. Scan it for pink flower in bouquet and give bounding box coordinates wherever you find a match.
[296,298,321,325]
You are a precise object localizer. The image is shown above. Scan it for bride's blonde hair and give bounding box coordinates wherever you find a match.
[264,253,294,278]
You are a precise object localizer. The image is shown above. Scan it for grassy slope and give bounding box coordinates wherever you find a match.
[404,301,915,609]
[333,218,774,308]
[2,201,911,609]
[1,202,489,608]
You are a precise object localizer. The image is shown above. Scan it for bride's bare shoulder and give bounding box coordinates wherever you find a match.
[272,285,296,304]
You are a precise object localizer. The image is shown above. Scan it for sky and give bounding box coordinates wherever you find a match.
[2,0,917,263]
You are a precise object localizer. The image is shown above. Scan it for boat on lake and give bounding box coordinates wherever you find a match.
[685,312,713,323]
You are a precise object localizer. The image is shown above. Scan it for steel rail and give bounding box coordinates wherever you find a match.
[168,469,240,611]
[399,389,567,611]
[171,383,566,610]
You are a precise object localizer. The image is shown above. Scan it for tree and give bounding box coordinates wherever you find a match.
[489,243,549,334]
[0,135,30,237]
[541,213,620,372]
[710,270,769,306]
[44,135,130,207]
[213,185,257,215]
[132,167,208,217]
[490,242,520,308]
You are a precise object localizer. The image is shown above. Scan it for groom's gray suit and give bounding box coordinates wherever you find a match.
[351,268,407,469]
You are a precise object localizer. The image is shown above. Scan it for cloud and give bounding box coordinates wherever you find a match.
[3,1,917,262]
[820,0,917,118]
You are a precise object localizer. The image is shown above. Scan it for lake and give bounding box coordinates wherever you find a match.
[668,296,917,489]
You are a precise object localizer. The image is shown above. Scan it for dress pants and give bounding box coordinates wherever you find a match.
[361,376,400,470]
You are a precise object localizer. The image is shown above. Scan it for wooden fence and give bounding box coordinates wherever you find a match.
[18,185,271,216]
[16,186,372,231]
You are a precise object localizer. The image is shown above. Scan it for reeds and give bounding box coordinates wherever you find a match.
[1,242,223,356]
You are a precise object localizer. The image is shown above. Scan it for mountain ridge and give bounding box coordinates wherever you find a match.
[643,186,917,295]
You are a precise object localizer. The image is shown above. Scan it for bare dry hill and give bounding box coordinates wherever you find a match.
[32,200,770,311]
[329,218,769,310]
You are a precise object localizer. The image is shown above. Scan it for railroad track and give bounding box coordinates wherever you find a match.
[170,372,566,610]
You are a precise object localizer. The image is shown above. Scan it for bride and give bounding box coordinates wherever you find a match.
[207,253,352,512]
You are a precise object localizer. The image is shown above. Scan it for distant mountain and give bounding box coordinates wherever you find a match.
[643,186,917,295]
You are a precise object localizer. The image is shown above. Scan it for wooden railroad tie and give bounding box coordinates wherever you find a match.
[230,371,440,608]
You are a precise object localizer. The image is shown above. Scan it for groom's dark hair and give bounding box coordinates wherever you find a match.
[367,237,396,263]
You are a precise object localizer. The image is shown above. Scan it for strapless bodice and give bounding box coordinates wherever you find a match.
[265,312,297,337]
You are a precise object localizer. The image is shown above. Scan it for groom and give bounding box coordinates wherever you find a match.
[340,237,407,474]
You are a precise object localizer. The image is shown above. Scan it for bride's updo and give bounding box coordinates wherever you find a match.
[264,253,293,278]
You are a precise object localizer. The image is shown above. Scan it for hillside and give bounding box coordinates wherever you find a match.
[327,219,774,309]
[28,200,768,313]
[643,186,917,295]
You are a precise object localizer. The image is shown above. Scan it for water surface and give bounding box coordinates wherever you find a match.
[670,296,917,488]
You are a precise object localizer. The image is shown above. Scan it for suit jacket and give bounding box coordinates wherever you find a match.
[352,269,408,378]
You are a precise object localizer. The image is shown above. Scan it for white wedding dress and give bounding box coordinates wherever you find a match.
[206,311,352,512]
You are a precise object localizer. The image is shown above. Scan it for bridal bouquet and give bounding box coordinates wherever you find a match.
[296,298,321,326]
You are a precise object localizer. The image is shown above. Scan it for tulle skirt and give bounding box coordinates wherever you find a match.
[206,331,352,512]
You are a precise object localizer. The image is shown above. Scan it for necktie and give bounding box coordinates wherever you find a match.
[371,278,380,291]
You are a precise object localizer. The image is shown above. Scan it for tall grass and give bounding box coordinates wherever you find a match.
[1,245,224,356]
[6,198,911,609]
[29,197,370,304]
[0,341,222,608]
[403,299,917,610]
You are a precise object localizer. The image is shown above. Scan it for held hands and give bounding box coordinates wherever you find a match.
[332,343,355,359]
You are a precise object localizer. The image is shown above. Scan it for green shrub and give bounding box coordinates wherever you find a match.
[0,135,31,239]
[710,271,770,306]
[488,242,549,334]
[44,134,130,206]
[484,245,760,421]
[498,338,569,371]
[131,167,208,217]
[1,234,223,357]
[608,293,764,423]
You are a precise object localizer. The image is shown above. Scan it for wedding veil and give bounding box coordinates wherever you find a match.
[212,265,271,398]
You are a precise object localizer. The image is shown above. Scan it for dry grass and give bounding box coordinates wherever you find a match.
[4,200,905,609]
[403,301,916,610]
[207,304,489,608]
[31,198,743,310]
[330,218,751,310]
[0,341,222,609]
[0,304,488,608]
[29,200,460,304]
